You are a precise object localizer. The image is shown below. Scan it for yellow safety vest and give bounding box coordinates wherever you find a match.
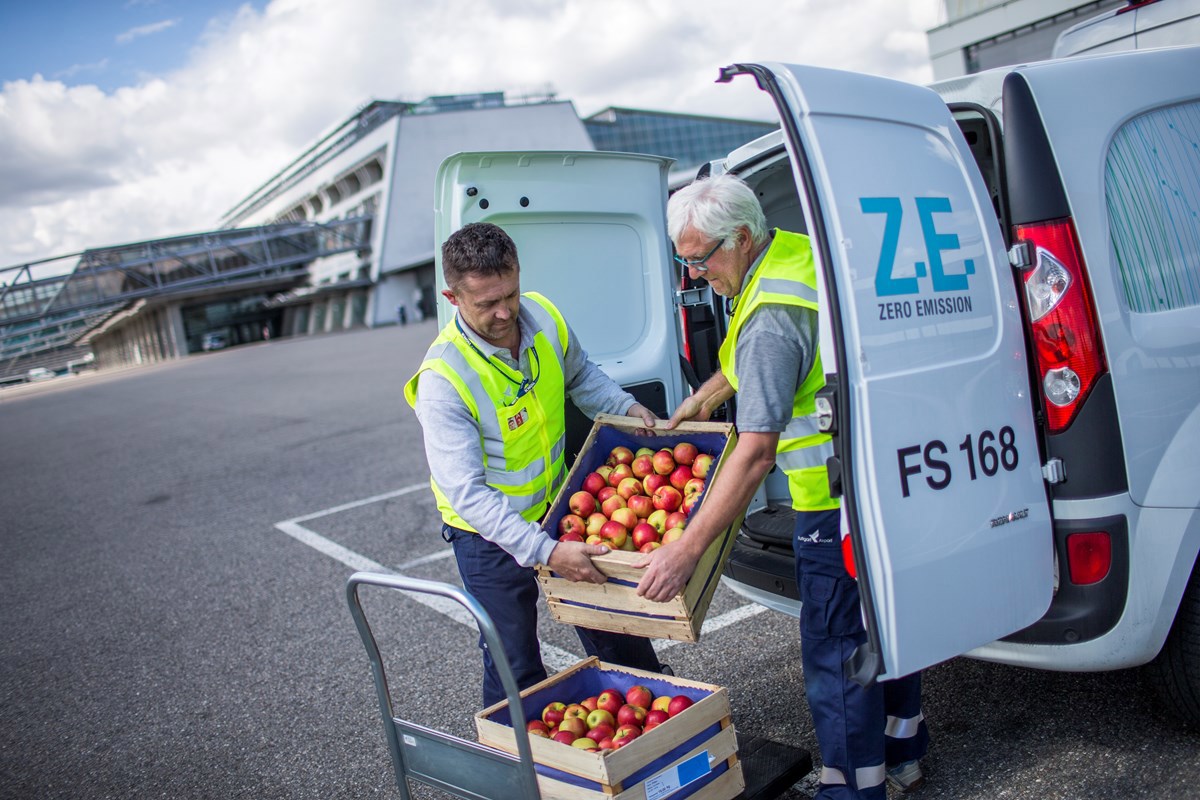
[720,230,838,512]
[403,292,569,531]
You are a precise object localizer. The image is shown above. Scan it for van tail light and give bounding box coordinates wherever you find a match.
[1012,218,1106,433]
[1066,531,1111,585]
[679,274,694,367]
[841,532,857,579]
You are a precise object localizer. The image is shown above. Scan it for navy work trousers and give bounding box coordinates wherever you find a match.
[794,509,929,800]
[443,524,662,709]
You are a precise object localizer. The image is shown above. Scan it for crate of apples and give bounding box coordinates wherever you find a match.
[555,438,716,554]
[537,414,742,643]
[474,657,744,799]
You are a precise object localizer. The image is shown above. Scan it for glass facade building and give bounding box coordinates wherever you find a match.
[584,107,778,178]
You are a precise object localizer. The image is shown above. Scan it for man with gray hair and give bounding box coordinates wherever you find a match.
[635,174,929,798]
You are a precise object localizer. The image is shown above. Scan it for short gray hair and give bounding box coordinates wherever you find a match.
[667,174,768,252]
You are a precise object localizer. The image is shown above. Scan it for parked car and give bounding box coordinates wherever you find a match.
[201,332,228,352]
[26,367,55,382]
[433,44,1200,726]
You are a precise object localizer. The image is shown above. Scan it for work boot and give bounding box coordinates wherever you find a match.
[886,760,925,793]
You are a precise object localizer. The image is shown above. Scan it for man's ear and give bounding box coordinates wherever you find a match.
[441,288,459,307]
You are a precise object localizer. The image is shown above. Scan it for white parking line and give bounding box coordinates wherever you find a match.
[274,485,766,670]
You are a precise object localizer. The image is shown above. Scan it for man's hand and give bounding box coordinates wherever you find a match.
[633,539,702,602]
[626,402,658,429]
[665,395,709,429]
[547,541,611,584]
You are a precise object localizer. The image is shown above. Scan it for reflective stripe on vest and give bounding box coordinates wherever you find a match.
[403,292,569,530]
[719,230,838,512]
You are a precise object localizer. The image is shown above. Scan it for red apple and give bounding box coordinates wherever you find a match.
[527,719,551,737]
[644,709,669,729]
[667,695,694,717]
[610,506,638,531]
[661,527,684,545]
[542,702,566,727]
[596,689,624,716]
[581,696,599,712]
[552,729,577,745]
[625,685,653,710]
[559,513,587,538]
[585,513,608,537]
[665,511,687,530]
[600,494,627,518]
[585,533,605,546]
[582,471,608,497]
[643,473,669,494]
[595,465,614,483]
[635,446,655,458]
[598,737,615,750]
[608,463,634,487]
[681,494,699,515]
[691,453,714,479]
[559,531,584,543]
[600,520,629,549]
[558,716,588,738]
[631,522,659,550]
[607,446,634,467]
[669,464,694,491]
[569,490,597,518]
[614,723,642,741]
[585,708,615,730]
[617,704,647,727]
[652,449,676,475]
[617,476,643,500]
[646,508,668,534]
[627,494,655,519]
[572,737,599,750]
[631,454,655,479]
[652,485,683,512]
[683,477,705,501]
[672,441,699,466]
[639,541,661,553]
[650,696,671,713]
[563,704,588,722]
[586,723,615,743]
[612,734,636,749]
[597,485,618,502]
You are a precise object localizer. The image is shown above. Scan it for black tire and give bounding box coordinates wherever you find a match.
[1147,559,1200,730]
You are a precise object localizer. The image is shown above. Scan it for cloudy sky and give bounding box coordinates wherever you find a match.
[0,0,943,270]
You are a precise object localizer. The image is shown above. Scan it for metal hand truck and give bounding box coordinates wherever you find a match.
[346,572,542,800]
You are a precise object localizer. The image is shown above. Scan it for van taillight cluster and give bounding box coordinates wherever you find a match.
[1012,219,1106,433]
[1066,532,1112,585]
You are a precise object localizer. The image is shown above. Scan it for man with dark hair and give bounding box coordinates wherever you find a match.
[405,222,665,707]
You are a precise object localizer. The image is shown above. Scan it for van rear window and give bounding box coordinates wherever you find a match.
[1105,101,1200,313]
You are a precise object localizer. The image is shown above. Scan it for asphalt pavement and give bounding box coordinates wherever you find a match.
[2,322,1196,799]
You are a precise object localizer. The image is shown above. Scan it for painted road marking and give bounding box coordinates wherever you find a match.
[274,485,767,667]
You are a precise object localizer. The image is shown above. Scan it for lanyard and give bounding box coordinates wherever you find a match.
[455,316,541,400]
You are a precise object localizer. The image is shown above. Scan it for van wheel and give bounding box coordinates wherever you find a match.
[1147,561,1200,729]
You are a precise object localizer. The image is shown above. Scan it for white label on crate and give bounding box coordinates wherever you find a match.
[644,750,711,800]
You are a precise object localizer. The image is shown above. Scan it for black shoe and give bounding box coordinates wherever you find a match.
[659,663,674,676]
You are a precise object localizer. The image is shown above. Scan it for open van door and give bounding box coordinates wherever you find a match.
[719,63,1055,682]
[434,151,686,457]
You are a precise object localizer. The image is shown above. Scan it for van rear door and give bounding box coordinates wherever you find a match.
[433,151,685,451]
[721,63,1055,681]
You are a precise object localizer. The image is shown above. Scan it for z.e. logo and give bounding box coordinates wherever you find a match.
[862,196,977,319]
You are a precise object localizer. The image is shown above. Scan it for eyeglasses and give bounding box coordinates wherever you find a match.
[673,238,724,273]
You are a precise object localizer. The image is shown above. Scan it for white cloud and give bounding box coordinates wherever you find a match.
[116,18,181,45]
[0,0,942,268]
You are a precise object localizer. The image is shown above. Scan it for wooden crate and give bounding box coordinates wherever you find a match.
[536,414,741,642]
[475,657,744,800]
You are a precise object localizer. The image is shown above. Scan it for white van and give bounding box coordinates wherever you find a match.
[1053,0,1200,58]
[433,44,1200,726]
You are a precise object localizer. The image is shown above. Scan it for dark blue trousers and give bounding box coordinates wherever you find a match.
[794,509,929,799]
[443,525,662,709]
